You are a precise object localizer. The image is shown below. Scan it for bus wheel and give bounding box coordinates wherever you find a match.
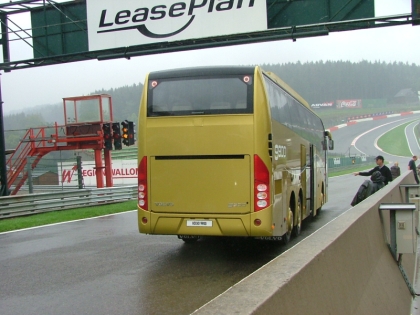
[282,207,293,245]
[317,192,325,214]
[292,196,302,237]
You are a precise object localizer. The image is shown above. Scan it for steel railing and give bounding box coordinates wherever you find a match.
[0,185,137,219]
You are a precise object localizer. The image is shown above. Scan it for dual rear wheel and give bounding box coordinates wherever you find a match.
[282,195,302,245]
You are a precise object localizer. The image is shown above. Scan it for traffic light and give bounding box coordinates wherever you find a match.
[121,120,129,146]
[128,121,136,146]
[102,123,112,150]
[121,120,136,146]
[112,122,122,150]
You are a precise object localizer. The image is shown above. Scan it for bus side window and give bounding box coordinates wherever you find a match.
[153,105,168,112]
[235,100,246,109]
[172,102,192,111]
[210,102,231,110]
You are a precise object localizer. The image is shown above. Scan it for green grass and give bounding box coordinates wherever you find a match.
[376,121,413,157]
[0,200,137,233]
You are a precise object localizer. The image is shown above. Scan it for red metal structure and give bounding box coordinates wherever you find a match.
[6,94,114,195]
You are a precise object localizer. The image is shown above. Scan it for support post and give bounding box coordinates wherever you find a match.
[94,149,104,188]
[76,155,83,189]
[0,74,7,196]
[27,157,33,194]
[0,13,9,195]
[104,149,113,187]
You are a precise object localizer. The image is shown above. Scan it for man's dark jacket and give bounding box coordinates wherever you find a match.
[408,159,419,184]
[351,171,385,206]
[359,165,392,185]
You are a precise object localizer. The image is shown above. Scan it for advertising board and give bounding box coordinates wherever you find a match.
[58,160,138,186]
[336,99,362,109]
[310,102,334,109]
[87,0,267,50]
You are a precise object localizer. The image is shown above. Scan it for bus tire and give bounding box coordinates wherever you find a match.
[282,206,293,245]
[316,191,325,214]
[292,195,302,237]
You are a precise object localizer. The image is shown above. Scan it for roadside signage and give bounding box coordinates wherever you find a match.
[336,99,362,109]
[59,160,138,186]
[86,0,268,51]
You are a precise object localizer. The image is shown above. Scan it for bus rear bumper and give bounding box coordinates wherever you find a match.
[138,207,274,237]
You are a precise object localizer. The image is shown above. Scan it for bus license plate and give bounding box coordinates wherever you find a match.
[187,220,213,227]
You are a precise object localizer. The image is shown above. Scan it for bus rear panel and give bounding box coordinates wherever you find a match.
[137,66,330,241]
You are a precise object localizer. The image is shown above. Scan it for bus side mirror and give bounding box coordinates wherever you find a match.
[329,140,334,150]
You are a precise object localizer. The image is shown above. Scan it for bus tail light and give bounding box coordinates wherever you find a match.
[138,156,148,210]
[254,155,270,212]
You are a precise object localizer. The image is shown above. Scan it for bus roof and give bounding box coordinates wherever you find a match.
[148,66,256,80]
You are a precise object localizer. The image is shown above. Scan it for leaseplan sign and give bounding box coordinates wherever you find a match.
[86,0,267,51]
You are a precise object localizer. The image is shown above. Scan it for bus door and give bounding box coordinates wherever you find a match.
[308,144,315,215]
[301,144,308,217]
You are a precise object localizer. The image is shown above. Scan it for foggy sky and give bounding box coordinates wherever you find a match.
[0,0,419,114]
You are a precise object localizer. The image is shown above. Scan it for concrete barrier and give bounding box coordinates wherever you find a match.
[193,172,417,315]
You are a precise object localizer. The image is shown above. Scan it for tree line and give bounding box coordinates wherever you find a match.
[4,60,420,150]
[261,60,420,103]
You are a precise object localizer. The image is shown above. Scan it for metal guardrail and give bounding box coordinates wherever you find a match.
[16,185,129,192]
[0,185,137,219]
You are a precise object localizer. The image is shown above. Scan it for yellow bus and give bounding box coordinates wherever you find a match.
[137,66,333,244]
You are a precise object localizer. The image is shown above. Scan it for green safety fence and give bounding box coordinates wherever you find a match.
[328,156,374,169]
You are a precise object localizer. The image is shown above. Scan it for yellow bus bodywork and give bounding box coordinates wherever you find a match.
[137,66,328,239]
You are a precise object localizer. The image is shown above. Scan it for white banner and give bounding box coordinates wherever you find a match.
[58,160,138,186]
[86,0,267,51]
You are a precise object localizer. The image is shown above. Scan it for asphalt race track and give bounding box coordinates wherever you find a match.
[1,115,419,315]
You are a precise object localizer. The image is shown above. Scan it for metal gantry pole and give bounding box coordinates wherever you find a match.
[0,73,8,196]
[0,12,10,196]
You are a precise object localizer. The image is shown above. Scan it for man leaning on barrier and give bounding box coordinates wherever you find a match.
[354,155,392,185]
[351,171,385,206]
[408,155,419,184]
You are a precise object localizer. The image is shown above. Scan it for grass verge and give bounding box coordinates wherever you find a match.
[376,121,413,157]
[0,200,137,233]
